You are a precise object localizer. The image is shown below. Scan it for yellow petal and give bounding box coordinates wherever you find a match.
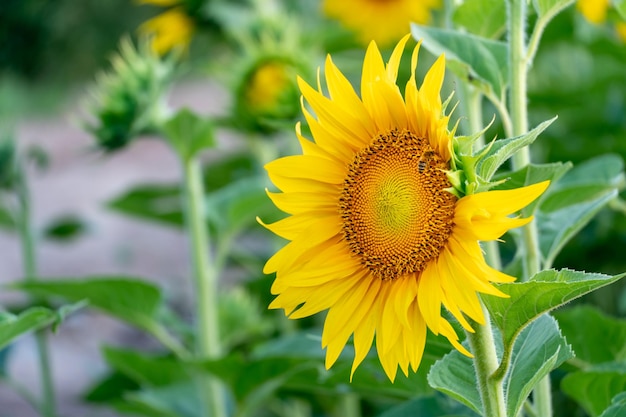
[323,276,379,368]
[265,154,346,184]
[420,54,445,113]
[264,231,340,274]
[417,262,443,334]
[457,181,550,217]
[386,34,412,82]
[266,190,337,215]
[298,77,375,145]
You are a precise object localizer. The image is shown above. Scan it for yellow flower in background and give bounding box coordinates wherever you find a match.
[260,35,549,381]
[323,0,440,46]
[245,62,294,115]
[577,0,610,24]
[577,0,626,42]
[234,57,303,133]
[139,0,194,54]
[617,22,626,41]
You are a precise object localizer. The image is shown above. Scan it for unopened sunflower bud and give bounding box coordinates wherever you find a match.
[138,0,195,55]
[234,57,303,133]
[229,16,314,134]
[86,38,176,152]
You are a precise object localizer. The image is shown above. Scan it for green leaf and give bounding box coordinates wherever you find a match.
[122,382,201,417]
[477,117,557,182]
[0,204,15,231]
[453,0,506,39]
[562,364,626,417]
[505,314,573,417]
[106,152,260,228]
[536,154,624,266]
[599,392,626,417]
[103,347,189,387]
[547,154,624,191]
[43,214,87,242]
[483,268,626,354]
[114,400,177,417]
[538,190,616,266]
[251,330,450,399]
[410,25,509,97]
[0,307,56,350]
[554,306,626,366]
[616,0,626,20]
[206,176,277,237]
[0,302,85,350]
[532,0,576,18]
[427,344,482,415]
[378,394,479,417]
[108,184,183,227]
[11,277,162,331]
[428,316,572,417]
[162,108,216,161]
[83,371,140,403]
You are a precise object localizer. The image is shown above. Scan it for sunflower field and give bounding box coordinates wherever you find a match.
[1,0,626,416]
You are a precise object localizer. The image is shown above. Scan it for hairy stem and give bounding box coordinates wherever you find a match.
[338,394,361,417]
[534,374,553,417]
[508,0,541,280]
[183,158,227,417]
[508,1,552,415]
[17,166,56,417]
[466,304,507,417]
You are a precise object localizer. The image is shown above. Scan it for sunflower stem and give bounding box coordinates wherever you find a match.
[507,0,542,280]
[534,374,553,417]
[183,157,227,417]
[467,304,507,417]
[508,1,553,416]
[16,161,56,417]
[338,393,361,417]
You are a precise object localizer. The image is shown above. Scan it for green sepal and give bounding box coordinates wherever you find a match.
[445,170,465,197]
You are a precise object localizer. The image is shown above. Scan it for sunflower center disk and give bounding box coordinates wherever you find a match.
[339,130,456,280]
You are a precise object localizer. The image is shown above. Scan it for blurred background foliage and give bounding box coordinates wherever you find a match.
[1,0,626,416]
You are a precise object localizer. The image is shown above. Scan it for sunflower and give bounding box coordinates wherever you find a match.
[260,35,549,382]
[138,0,194,55]
[323,0,441,46]
[577,0,626,42]
[577,0,611,24]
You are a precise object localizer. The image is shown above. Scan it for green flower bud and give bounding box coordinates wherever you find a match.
[230,16,315,134]
[234,57,303,133]
[86,38,177,152]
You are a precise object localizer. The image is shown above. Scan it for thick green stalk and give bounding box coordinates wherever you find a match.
[466,305,507,417]
[338,394,361,417]
[16,168,56,417]
[508,1,552,415]
[534,374,553,417]
[183,158,227,417]
[508,0,541,280]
